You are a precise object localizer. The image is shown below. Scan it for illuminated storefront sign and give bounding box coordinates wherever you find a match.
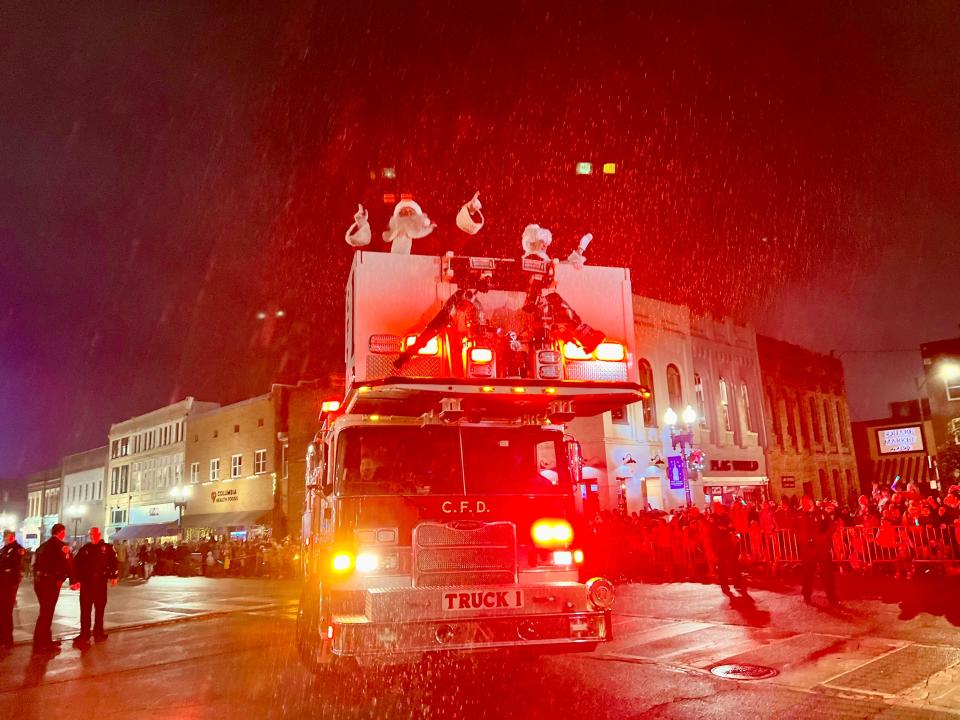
[876,426,924,454]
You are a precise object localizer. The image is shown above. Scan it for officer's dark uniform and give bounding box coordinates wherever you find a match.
[0,537,26,647]
[73,540,119,641]
[33,535,73,648]
[707,511,744,593]
[796,508,838,604]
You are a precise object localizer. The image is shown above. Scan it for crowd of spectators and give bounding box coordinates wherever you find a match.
[582,481,960,581]
[107,537,299,581]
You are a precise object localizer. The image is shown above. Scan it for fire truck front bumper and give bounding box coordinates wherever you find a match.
[328,609,612,659]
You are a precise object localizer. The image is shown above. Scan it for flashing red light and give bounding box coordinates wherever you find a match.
[573,549,584,564]
[400,193,413,201]
[531,519,574,547]
[383,193,396,204]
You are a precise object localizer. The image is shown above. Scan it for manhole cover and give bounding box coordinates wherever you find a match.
[710,663,778,681]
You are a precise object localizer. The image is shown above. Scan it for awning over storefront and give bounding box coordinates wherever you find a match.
[183,510,271,530]
[872,455,932,487]
[111,521,180,541]
[701,476,769,487]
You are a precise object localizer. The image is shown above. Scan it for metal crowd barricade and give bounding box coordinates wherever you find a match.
[610,524,960,581]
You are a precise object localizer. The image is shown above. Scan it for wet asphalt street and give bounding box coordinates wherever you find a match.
[3,576,960,719]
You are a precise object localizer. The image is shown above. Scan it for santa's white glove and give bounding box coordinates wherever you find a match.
[566,233,593,269]
[456,191,484,235]
[345,203,371,247]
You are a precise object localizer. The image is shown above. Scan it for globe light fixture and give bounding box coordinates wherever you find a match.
[663,407,678,426]
[171,485,192,540]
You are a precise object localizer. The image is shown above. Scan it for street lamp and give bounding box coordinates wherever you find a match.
[67,505,86,543]
[170,485,191,539]
[664,405,702,508]
[0,513,16,531]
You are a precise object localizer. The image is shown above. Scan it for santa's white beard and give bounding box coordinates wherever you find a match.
[383,212,435,254]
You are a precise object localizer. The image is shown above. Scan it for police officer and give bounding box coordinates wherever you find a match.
[707,503,746,595]
[796,496,839,605]
[32,523,75,653]
[1,529,26,648]
[72,527,119,647]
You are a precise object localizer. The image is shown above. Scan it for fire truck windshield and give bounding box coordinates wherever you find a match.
[336,425,569,496]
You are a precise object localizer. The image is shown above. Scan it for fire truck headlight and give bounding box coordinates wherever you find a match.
[331,552,353,574]
[586,577,615,610]
[552,550,573,566]
[531,519,574,547]
[355,552,379,573]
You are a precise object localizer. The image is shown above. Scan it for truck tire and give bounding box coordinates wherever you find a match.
[296,580,354,683]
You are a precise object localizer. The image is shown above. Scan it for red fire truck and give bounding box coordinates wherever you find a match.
[296,250,641,678]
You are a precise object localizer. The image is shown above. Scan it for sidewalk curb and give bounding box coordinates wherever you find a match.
[11,601,291,648]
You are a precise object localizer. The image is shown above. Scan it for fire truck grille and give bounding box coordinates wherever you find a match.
[413,521,517,587]
[367,355,442,379]
[564,360,628,382]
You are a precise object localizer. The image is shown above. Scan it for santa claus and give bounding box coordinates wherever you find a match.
[382,199,436,254]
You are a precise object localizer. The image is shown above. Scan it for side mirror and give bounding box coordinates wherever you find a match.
[565,438,583,484]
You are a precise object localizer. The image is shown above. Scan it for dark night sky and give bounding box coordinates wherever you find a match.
[2,2,958,495]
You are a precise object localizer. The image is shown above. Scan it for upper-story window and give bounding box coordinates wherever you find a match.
[666,364,683,411]
[255,449,267,474]
[190,462,199,483]
[784,395,797,446]
[823,398,836,445]
[836,400,847,445]
[210,458,220,482]
[231,454,243,479]
[808,396,823,443]
[740,382,754,433]
[947,376,960,401]
[718,377,732,432]
[694,373,708,428]
[638,359,657,428]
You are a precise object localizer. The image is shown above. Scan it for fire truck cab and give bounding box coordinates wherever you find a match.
[297,251,641,676]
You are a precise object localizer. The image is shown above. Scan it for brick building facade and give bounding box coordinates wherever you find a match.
[757,336,859,502]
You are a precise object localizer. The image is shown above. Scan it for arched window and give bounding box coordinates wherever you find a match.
[718,377,732,431]
[638,359,656,427]
[666,364,683,411]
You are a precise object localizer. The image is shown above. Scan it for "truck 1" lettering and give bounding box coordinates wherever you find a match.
[443,590,522,610]
[441,500,490,514]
